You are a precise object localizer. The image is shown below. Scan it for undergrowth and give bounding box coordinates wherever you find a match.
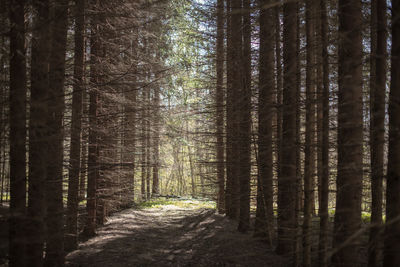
[137,197,216,210]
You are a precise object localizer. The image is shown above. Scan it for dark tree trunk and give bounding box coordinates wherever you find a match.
[333,0,363,265]
[383,1,400,266]
[254,0,274,242]
[66,0,85,252]
[83,8,100,237]
[368,0,386,266]
[303,0,316,265]
[45,1,69,264]
[9,0,27,265]
[225,0,239,219]
[276,0,298,260]
[275,4,282,201]
[237,0,251,233]
[27,0,51,265]
[294,6,302,264]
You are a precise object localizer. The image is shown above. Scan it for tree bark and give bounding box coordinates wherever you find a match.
[368,0,386,266]
[225,0,239,219]
[333,0,363,265]
[83,5,100,237]
[276,0,298,259]
[216,0,225,214]
[237,0,252,233]
[45,1,69,264]
[255,0,274,242]
[27,0,51,265]
[303,0,316,265]
[152,85,160,196]
[9,0,27,265]
[66,0,85,252]
[383,0,400,266]
[318,0,330,266]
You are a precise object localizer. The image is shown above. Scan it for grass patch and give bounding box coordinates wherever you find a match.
[137,197,216,210]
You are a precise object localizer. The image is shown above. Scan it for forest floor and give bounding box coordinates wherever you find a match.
[66,198,287,267]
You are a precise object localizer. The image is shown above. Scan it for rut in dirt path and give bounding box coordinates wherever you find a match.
[66,205,286,267]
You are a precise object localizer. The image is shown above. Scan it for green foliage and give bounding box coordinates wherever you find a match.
[137,197,216,210]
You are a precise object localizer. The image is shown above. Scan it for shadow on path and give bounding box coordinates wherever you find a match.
[66,205,286,266]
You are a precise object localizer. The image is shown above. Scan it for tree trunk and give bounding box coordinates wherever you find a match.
[368,0,386,266]
[66,0,85,252]
[255,0,274,242]
[237,0,252,233]
[27,0,51,265]
[294,6,302,265]
[225,0,239,219]
[318,0,330,266]
[45,1,69,264]
[141,89,146,200]
[303,0,316,265]
[276,0,298,260]
[216,0,225,214]
[333,0,363,265]
[152,85,160,197]
[146,83,151,200]
[83,8,100,237]
[383,1,400,266]
[9,0,27,265]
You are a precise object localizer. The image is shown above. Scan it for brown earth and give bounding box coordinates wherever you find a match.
[66,204,286,267]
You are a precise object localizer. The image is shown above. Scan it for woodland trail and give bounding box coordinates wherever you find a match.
[65,200,285,267]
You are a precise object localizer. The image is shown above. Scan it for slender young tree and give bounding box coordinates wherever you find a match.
[83,3,100,236]
[255,0,274,242]
[333,0,363,265]
[66,0,85,252]
[368,0,387,266]
[303,0,316,265]
[237,0,252,233]
[152,84,160,196]
[9,0,27,265]
[141,87,147,200]
[318,0,330,266]
[215,0,225,214]
[276,0,298,259]
[383,0,400,266]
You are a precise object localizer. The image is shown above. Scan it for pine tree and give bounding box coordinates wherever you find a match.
[333,0,363,265]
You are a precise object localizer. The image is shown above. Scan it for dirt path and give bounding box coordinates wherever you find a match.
[66,203,286,266]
